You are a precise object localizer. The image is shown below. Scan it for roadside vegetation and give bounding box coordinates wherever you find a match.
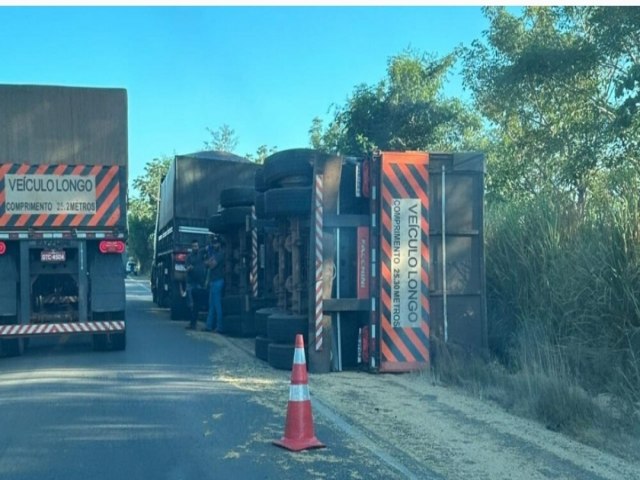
[444,7,639,460]
[128,6,639,458]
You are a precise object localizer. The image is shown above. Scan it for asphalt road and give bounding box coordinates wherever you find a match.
[0,278,410,480]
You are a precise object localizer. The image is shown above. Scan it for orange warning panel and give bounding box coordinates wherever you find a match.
[379,152,430,372]
[0,164,124,229]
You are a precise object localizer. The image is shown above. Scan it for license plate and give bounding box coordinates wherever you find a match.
[41,249,66,263]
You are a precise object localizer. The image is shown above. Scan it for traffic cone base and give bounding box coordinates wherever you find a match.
[273,334,326,452]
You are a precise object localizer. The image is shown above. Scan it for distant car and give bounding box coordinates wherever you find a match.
[126,261,138,276]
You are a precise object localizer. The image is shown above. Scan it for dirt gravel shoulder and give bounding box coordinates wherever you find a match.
[194,332,640,480]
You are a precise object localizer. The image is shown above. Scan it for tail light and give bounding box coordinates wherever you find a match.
[175,252,187,263]
[0,241,5,255]
[99,240,125,254]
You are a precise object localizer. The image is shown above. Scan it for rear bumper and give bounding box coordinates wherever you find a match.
[0,321,125,338]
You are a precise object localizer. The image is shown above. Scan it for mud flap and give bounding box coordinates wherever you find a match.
[90,254,126,313]
[0,255,17,316]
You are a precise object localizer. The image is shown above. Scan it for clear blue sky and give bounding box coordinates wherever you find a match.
[0,6,490,193]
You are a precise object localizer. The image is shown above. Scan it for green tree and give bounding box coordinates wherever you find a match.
[245,144,278,164]
[127,155,172,273]
[204,124,239,152]
[310,49,483,156]
[463,6,640,204]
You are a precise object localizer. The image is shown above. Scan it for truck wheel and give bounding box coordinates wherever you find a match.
[255,336,270,361]
[255,169,267,192]
[111,331,126,351]
[255,307,282,336]
[222,315,244,337]
[222,294,247,315]
[209,214,230,234]
[158,288,169,308]
[220,187,255,208]
[251,296,276,311]
[170,287,187,320]
[240,313,256,337]
[221,206,253,228]
[1,338,24,357]
[268,343,298,370]
[93,334,108,351]
[264,149,315,188]
[255,193,268,219]
[267,313,308,344]
[264,187,312,218]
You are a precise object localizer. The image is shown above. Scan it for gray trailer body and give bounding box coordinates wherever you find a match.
[0,85,128,356]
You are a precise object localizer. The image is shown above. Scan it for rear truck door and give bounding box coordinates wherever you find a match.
[369,151,431,372]
[0,163,126,342]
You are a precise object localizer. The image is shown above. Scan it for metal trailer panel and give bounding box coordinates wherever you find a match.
[156,152,257,233]
[428,152,487,353]
[377,152,431,373]
[0,85,127,167]
[307,153,343,374]
[0,85,128,233]
[0,164,126,230]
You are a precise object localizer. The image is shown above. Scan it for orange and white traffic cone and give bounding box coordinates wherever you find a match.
[273,334,325,452]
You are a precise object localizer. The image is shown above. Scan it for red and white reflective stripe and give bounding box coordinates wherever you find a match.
[314,174,324,352]
[0,321,125,336]
[250,205,258,298]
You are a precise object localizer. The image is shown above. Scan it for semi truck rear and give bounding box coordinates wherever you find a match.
[0,85,128,356]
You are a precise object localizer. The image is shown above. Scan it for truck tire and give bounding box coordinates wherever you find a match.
[222,294,247,315]
[267,313,308,344]
[255,307,282,337]
[151,283,158,304]
[155,271,169,308]
[209,214,229,234]
[255,336,270,361]
[264,149,314,188]
[92,334,108,351]
[241,313,256,337]
[1,338,24,357]
[220,187,255,208]
[111,331,126,351]
[251,296,276,311]
[222,314,244,337]
[170,286,188,320]
[255,192,268,219]
[221,206,253,228]
[255,169,267,193]
[268,343,297,370]
[264,187,312,218]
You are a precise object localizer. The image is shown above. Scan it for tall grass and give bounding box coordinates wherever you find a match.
[485,186,640,419]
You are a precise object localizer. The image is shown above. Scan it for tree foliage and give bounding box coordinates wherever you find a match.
[463,6,640,204]
[204,124,239,152]
[245,144,278,164]
[310,49,483,156]
[127,155,171,272]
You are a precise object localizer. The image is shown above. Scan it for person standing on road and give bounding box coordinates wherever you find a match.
[205,235,225,333]
[185,239,207,330]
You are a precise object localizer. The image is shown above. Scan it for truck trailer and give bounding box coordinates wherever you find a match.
[150,151,259,320]
[251,148,487,373]
[0,85,129,356]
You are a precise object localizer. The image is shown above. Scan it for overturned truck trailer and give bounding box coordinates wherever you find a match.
[252,149,487,373]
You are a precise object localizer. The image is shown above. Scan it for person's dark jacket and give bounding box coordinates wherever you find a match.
[186,250,207,287]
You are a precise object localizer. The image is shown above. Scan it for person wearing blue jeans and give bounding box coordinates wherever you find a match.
[205,236,225,333]
[185,239,207,330]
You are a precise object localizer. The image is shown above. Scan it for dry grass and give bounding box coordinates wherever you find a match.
[432,335,640,462]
